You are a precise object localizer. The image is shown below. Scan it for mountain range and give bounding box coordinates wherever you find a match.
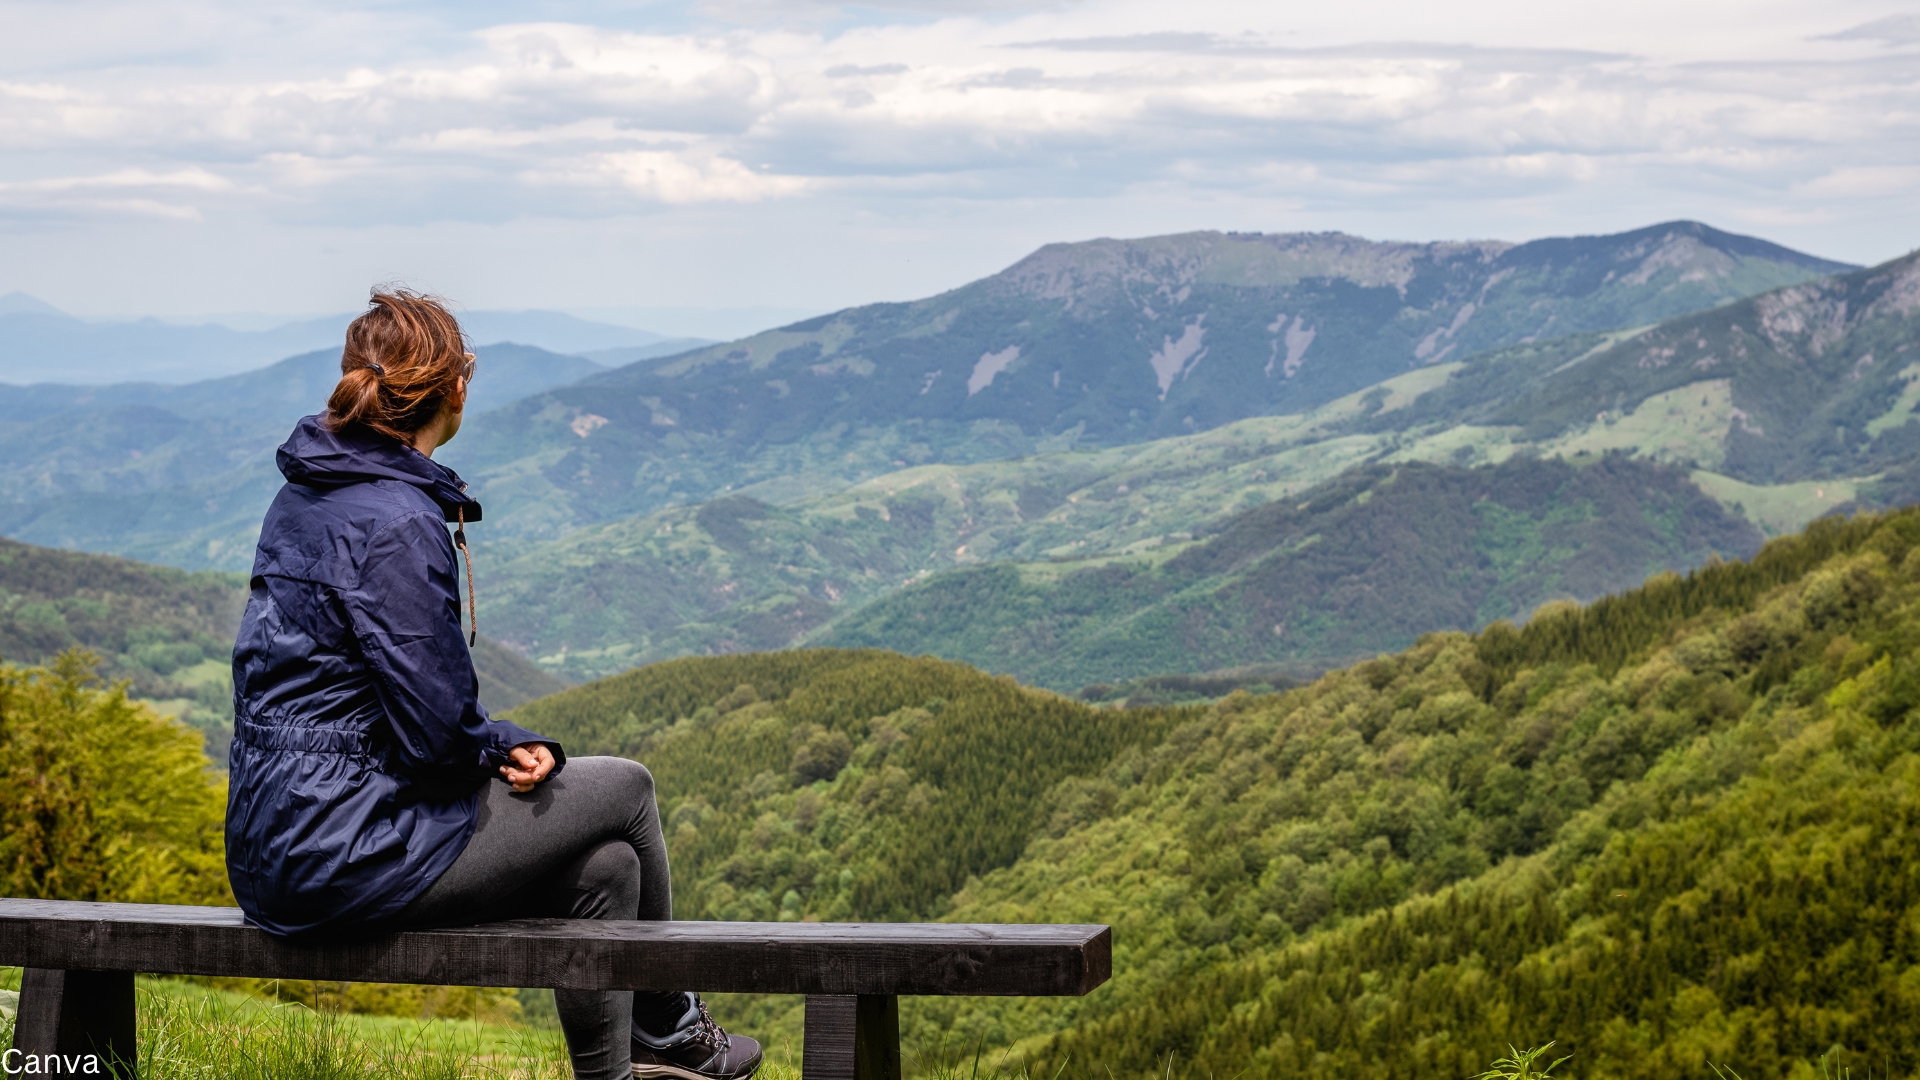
[0,343,622,568]
[2,219,1909,690]
[469,244,1920,684]
[446,221,1853,539]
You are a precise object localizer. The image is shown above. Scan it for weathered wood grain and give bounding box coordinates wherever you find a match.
[798,996,903,1080]
[0,900,1111,997]
[804,996,857,1080]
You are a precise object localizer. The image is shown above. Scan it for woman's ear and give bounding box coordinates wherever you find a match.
[442,379,468,446]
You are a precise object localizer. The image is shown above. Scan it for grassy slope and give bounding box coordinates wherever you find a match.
[506,507,1920,1076]
[0,971,1037,1080]
[1483,249,1920,484]
[0,972,578,1080]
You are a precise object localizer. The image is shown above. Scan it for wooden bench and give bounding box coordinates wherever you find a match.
[1,899,1110,1080]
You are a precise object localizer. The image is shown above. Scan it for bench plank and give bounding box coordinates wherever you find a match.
[5,899,1110,1080]
[0,900,1110,997]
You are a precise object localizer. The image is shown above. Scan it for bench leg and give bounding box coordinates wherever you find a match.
[802,994,900,1080]
[10,968,136,1080]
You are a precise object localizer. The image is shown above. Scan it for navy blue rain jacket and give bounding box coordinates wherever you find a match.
[227,415,563,937]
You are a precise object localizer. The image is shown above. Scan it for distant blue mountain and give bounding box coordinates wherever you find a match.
[0,342,603,425]
[0,295,680,384]
[0,342,609,568]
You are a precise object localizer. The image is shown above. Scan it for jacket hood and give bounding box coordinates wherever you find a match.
[276,414,482,523]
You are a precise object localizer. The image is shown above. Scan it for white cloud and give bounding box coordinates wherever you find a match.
[3,167,232,193]
[2,0,1920,315]
[531,146,809,202]
[0,166,234,220]
[1795,164,1920,198]
[9,10,1917,201]
[1816,13,1920,45]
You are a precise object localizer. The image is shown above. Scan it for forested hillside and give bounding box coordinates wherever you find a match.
[450,222,1846,538]
[1011,507,1920,1079]
[819,455,1763,688]
[0,536,245,749]
[476,378,1767,685]
[504,650,1187,922]
[501,506,1920,1078]
[0,537,566,760]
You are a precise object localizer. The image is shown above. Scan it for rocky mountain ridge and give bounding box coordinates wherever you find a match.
[445,221,1849,539]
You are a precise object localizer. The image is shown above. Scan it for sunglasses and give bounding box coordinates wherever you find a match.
[461,352,476,382]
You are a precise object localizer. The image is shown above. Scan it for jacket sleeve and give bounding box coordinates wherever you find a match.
[343,509,565,776]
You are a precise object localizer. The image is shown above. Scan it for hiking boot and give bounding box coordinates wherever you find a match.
[632,994,763,1080]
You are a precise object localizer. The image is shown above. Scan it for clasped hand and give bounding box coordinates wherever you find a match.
[501,743,556,793]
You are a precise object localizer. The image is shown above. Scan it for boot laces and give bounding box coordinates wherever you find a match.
[690,998,728,1053]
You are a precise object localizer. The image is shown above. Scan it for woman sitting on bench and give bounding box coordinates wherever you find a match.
[225,289,762,1080]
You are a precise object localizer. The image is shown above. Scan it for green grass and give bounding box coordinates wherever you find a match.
[0,973,814,1080]
[1690,469,1869,536]
[0,969,1066,1080]
[1,974,556,1080]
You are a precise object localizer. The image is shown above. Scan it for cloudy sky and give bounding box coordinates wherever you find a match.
[5,0,1919,332]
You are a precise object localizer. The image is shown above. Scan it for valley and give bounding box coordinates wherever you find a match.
[0,219,1910,696]
[478,238,1920,685]
[0,342,627,568]
[491,506,1920,1074]
[816,455,1762,689]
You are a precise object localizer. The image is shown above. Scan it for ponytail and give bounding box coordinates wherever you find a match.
[327,365,387,432]
[325,289,470,443]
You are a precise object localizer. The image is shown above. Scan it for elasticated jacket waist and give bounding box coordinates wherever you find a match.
[236,719,376,757]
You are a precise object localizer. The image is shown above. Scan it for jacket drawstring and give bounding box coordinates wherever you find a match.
[454,505,477,647]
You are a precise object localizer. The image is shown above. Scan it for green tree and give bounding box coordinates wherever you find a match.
[0,649,229,905]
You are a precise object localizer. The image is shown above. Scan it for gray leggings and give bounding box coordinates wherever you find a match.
[400,756,672,1080]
